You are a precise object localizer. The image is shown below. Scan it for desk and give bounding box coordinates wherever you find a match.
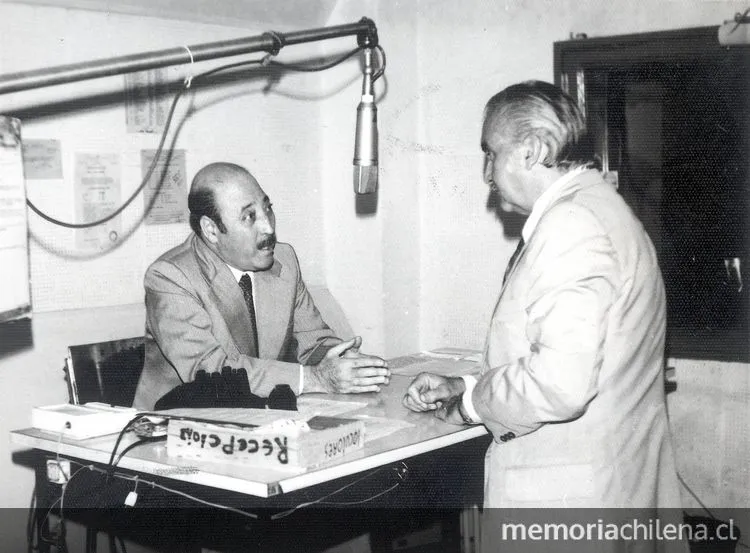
[12,374,490,552]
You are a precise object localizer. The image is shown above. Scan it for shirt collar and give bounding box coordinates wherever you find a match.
[521,166,587,242]
[227,264,253,283]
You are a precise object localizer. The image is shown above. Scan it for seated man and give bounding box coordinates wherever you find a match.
[133,162,389,410]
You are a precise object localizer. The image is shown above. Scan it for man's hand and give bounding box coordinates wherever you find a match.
[304,336,390,394]
[403,373,467,425]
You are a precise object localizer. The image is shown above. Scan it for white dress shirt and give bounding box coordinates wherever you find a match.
[227,264,305,394]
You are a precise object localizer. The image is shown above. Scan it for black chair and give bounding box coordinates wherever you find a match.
[63,337,145,407]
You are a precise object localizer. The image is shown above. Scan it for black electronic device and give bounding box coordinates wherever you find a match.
[154,366,297,411]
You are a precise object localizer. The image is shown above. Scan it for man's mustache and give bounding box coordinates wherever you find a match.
[257,234,277,249]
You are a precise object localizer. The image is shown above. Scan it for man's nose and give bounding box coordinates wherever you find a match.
[483,159,493,184]
[256,212,275,234]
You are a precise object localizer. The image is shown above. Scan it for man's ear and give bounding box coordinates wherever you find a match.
[200,216,219,244]
[521,135,548,170]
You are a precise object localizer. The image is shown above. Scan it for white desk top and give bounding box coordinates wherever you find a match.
[11,374,488,498]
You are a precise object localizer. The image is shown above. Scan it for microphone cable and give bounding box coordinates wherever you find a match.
[25,43,384,229]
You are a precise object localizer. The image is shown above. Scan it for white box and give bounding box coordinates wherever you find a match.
[32,402,138,440]
[166,412,365,470]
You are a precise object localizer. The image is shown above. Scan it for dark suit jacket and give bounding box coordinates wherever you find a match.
[133,234,340,410]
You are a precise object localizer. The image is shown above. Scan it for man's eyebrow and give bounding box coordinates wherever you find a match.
[240,196,271,213]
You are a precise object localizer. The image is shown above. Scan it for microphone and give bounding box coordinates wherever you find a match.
[353,47,378,194]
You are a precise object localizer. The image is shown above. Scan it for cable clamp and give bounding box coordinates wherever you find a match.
[182,45,195,88]
[124,476,139,506]
[262,30,285,56]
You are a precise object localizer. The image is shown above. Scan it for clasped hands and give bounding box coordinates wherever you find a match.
[305,336,391,394]
[402,373,469,425]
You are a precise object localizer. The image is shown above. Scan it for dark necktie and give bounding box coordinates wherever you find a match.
[503,238,525,285]
[238,274,259,356]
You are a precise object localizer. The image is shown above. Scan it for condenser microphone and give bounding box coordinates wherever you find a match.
[353,47,378,194]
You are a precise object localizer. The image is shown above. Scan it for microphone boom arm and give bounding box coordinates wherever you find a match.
[0,17,379,96]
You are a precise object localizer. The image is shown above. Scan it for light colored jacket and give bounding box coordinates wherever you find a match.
[133,235,340,410]
[473,170,681,509]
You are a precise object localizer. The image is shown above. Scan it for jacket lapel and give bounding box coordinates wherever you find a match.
[498,240,527,297]
[483,170,607,375]
[192,236,257,357]
[497,171,605,296]
[253,259,288,358]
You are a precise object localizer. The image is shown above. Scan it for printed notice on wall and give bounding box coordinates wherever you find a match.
[0,117,31,321]
[74,153,121,250]
[22,139,63,179]
[141,149,187,224]
[124,68,170,133]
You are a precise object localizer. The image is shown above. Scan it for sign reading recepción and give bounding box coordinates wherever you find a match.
[166,415,365,470]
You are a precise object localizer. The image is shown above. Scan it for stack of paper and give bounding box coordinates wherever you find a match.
[388,348,482,377]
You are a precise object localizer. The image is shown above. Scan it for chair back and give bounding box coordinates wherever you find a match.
[65,337,145,407]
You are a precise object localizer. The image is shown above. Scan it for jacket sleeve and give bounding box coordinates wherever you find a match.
[144,261,302,397]
[472,203,618,441]
[285,247,342,365]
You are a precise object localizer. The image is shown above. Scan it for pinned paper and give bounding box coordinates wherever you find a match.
[0,116,31,321]
[22,139,63,179]
[124,69,170,133]
[74,153,121,250]
[141,149,187,225]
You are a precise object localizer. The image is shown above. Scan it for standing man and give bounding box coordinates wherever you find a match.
[404,82,682,550]
[134,162,389,410]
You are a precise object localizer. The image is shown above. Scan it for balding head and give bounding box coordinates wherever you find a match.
[187,162,277,271]
[188,162,255,237]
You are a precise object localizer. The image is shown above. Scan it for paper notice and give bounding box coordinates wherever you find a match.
[22,139,63,179]
[124,68,170,134]
[0,116,31,321]
[74,153,121,250]
[141,149,187,225]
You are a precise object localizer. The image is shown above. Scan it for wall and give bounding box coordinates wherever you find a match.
[1,2,328,315]
[667,359,750,507]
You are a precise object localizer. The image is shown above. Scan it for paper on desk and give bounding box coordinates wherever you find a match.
[428,348,483,363]
[388,356,480,377]
[295,397,367,417]
[350,414,415,442]
[154,407,308,428]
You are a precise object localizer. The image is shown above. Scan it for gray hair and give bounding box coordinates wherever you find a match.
[484,80,595,170]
